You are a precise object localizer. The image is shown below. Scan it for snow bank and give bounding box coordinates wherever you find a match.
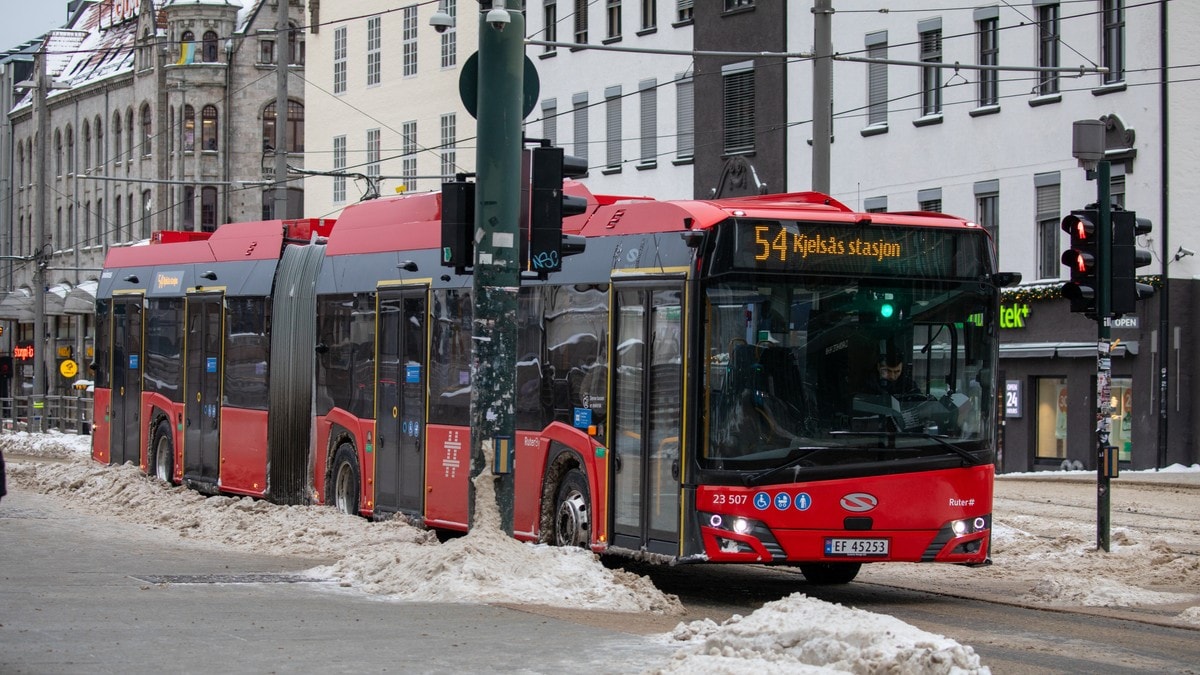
[658,594,989,674]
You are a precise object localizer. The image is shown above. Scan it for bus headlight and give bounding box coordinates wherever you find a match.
[732,517,751,535]
[950,515,990,536]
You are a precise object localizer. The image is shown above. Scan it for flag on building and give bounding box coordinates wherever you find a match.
[176,41,195,65]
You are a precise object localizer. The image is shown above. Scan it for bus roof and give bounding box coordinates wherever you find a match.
[102,219,334,268]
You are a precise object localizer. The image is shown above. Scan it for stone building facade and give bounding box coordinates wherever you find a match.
[0,0,305,402]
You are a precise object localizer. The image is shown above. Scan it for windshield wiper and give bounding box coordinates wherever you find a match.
[830,431,985,466]
[742,446,835,487]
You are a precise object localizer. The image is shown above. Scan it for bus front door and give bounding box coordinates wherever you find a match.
[183,293,223,487]
[109,294,144,466]
[611,283,684,556]
[375,287,427,516]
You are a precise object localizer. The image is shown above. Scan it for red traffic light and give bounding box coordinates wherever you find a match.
[1061,249,1094,274]
[1061,213,1096,240]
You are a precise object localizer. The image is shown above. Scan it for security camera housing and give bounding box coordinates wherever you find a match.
[486,7,510,31]
[429,11,454,33]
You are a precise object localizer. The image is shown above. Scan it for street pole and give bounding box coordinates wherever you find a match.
[469,1,523,535]
[273,0,290,219]
[32,50,49,432]
[811,0,833,194]
[1096,160,1112,553]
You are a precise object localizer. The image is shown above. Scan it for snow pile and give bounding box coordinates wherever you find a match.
[658,594,989,674]
[1179,607,1200,625]
[3,433,680,614]
[1024,574,1196,608]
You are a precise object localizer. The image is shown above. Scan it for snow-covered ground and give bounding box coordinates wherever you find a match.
[5,431,1199,673]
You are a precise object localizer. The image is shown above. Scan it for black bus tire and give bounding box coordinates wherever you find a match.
[798,562,861,585]
[331,444,361,516]
[553,468,591,548]
[152,420,174,484]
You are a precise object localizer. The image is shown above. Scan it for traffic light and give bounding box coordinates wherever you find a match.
[528,145,589,274]
[440,177,475,273]
[1060,209,1099,315]
[1110,209,1154,315]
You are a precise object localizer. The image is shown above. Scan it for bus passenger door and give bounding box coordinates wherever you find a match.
[610,283,684,556]
[183,293,223,485]
[375,287,427,516]
[109,294,144,466]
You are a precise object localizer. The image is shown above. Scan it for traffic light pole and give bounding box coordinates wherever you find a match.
[1096,160,1112,553]
[469,2,523,535]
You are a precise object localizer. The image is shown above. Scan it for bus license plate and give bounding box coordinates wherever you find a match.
[825,538,889,557]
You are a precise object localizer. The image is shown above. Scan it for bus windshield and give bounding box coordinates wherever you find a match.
[699,275,996,473]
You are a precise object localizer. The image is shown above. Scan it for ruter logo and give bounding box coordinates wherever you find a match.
[840,492,878,512]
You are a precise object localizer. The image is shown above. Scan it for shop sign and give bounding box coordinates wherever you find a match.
[13,343,34,361]
[1005,380,1022,418]
[1109,315,1139,329]
[1000,302,1030,329]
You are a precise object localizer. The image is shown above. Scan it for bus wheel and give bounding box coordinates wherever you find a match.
[798,562,861,585]
[553,469,590,548]
[152,421,175,484]
[331,445,361,516]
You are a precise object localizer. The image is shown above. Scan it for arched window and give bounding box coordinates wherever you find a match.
[180,30,195,64]
[112,113,122,163]
[183,105,195,151]
[66,126,75,173]
[125,109,134,159]
[262,99,305,153]
[16,142,23,185]
[203,31,219,63]
[94,116,103,169]
[141,103,152,155]
[201,105,218,151]
[289,21,304,65]
[114,195,122,241]
[83,121,91,169]
[54,129,63,176]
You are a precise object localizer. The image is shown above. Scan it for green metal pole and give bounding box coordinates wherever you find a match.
[1097,160,1112,553]
[469,2,524,535]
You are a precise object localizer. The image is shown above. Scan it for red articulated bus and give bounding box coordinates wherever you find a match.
[94,183,1013,583]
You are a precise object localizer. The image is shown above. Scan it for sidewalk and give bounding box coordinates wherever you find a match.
[997,467,1200,490]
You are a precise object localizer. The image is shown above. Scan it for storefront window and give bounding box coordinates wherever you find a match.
[1111,378,1133,462]
[1036,377,1068,460]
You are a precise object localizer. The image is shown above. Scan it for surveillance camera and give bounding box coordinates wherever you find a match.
[486,7,510,31]
[1181,247,1195,257]
[429,11,454,34]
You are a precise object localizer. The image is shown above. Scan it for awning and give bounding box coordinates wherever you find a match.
[64,280,98,315]
[0,287,33,321]
[1001,341,1138,359]
[44,283,72,316]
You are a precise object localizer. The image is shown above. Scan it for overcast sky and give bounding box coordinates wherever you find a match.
[1,1,69,50]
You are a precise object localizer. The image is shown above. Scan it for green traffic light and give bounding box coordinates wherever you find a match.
[880,302,895,319]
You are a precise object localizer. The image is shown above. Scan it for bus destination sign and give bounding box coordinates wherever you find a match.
[726,219,986,279]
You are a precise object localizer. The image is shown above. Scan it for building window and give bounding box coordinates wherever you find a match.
[441,113,457,182]
[975,184,999,256]
[675,73,693,160]
[94,116,103,169]
[180,30,195,64]
[724,0,754,10]
[203,31,219,63]
[440,0,457,68]
[83,201,91,247]
[201,187,217,232]
[1102,0,1124,84]
[641,0,656,30]
[919,24,942,116]
[367,16,382,86]
[54,130,63,176]
[127,191,135,239]
[401,121,417,192]
[333,27,347,94]
[56,206,62,248]
[606,0,622,40]
[141,190,152,239]
[333,135,347,203]
[574,0,589,44]
[83,122,91,171]
[676,0,693,22]
[1110,173,1125,208]
[201,105,218,151]
[639,79,657,165]
[67,126,75,173]
[126,110,134,161]
[543,1,558,53]
[367,128,381,181]
[918,187,942,213]
[183,105,195,152]
[263,100,305,153]
[289,21,304,65]
[182,186,194,230]
[1037,4,1059,95]
[541,98,557,147]
[403,6,418,77]
[864,196,887,213]
[114,196,121,241]
[113,112,122,164]
[141,104,152,155]
[1035,173,1060,279]
[1035,377,1068,460]
[605,86,622,169]
[865,32,888,126]
[573,93,589,164]
[977,16,998,106]
[95,198,102,244]
[722,61,754,154]
[260,38,275,64]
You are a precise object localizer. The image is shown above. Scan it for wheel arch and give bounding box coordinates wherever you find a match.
[538,442,589,544]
